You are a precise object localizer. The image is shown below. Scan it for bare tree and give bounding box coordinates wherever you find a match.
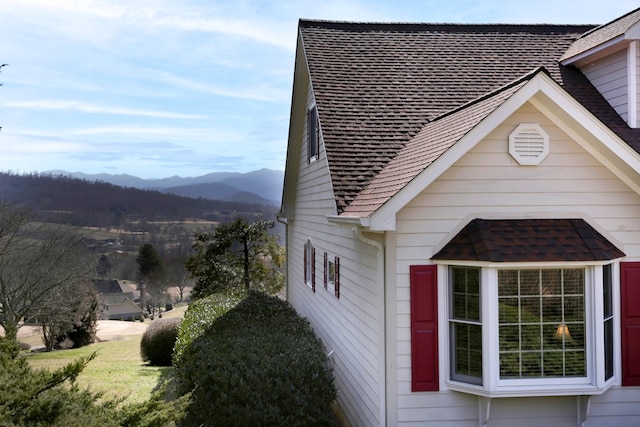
[0,201,93,342]
[166,255,191,302]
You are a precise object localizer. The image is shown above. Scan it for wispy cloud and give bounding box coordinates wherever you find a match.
[6,100,207,120]
[155,72,288,102]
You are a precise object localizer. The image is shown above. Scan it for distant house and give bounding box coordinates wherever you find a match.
[281,9,640,427]
[98,293,143,321]
[93,279,144,320]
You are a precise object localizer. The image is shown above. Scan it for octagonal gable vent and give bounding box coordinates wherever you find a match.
[509,123,549,165]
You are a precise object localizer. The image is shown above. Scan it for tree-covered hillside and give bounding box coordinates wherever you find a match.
[0,172,278,228]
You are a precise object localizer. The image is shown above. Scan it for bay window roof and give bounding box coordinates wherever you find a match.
[432,218,625,262]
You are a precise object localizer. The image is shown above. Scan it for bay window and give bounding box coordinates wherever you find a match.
[445,263,616,397]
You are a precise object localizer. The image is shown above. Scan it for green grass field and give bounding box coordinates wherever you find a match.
[28,336,170,404]
[26,304,188,405]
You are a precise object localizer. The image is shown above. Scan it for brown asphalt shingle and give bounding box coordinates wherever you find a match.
[431,218,626,262]
[560,8,640,62]
[299,17,640,216]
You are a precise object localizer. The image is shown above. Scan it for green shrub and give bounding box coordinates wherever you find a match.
[140,317,182,366]
[174,291,337,426]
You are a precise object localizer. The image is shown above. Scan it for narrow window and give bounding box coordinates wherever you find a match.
[603,264,614,381]
[450,267,482,385]
[307,106,319,162]
[304,240,315,291]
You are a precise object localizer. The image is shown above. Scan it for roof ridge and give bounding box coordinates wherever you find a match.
[575,7,640,40]
[299,19,594,32]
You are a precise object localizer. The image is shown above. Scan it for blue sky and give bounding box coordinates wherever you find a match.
[1,1,639,179]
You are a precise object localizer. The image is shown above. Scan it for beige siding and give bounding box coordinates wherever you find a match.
[287,83,384,427]
[582,48,629,122]
[393,102,640,426]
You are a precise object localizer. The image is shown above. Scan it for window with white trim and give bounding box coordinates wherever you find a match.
[304,240,315,291]
[445,263,616,397]
[323,252,340,298]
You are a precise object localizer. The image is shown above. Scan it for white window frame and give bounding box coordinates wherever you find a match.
[325,253,336,294]
[437,261,620,398]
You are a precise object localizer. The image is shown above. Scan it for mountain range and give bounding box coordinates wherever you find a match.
[47,168,284,206]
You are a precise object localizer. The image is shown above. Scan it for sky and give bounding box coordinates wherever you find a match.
[1,1,639,179]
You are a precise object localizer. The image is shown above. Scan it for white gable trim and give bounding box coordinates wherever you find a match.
[367,72,640,231]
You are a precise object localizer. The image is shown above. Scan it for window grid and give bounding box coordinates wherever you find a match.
[498,269,586,379]
[450,267,482,385]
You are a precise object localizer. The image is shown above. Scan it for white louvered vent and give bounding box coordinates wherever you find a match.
[509,123,549,165]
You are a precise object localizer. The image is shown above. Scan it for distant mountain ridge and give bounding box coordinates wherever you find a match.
[46,168,284,206]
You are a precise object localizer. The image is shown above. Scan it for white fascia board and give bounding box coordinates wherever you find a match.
[367,74,548,231]
[560,35,626,66]
[368,72,640,231]
[529,76,640,194]
[326,215,370,228]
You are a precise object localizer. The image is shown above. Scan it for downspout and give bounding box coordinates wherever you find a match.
[354,226,387,427]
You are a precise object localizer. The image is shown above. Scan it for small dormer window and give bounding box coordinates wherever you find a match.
[509,123,549,166]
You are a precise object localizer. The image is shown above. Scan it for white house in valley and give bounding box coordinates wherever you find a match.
[280,8,640,427]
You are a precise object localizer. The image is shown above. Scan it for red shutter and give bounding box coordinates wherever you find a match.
[410,265,439,392]
[621,262,640,386]
[335,257,340,298]
[324,252,328,289]
[311,246,316,292]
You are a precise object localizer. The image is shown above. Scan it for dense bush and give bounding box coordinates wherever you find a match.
[140,317,182,366]
[173,291,337,426]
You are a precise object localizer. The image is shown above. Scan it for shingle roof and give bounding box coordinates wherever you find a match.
[299,18,640,216]
[300,21,594,213]
[561,8,640,62]
[431,218,625,262]
[341,71,533,217]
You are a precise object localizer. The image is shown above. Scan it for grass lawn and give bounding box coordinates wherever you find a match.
[27,333,172,405]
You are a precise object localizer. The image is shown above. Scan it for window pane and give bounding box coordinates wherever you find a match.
[450,267,482,385]
[563,269,584,295]
[520,270,540,295]
[542,269,562,295]
[604,318,614,380]
[451,323,483,384]
[603,264,613,319]
[542,296,562,323]
[603,264,613,380]
[521,324,541,350]
[521,352,542,377]
[498,268,586,379]
[451,267,480,321]
[499,270,518,296]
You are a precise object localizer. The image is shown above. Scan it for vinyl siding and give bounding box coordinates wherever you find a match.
[393,102,640,426]
[582,48,629,122]
[286,83,384,427]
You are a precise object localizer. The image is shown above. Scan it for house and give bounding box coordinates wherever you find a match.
[93,279,144,320]
[98,293,144,321]
[280,9,640,427]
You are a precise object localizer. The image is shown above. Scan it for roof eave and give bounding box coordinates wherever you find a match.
[560,34,626,66]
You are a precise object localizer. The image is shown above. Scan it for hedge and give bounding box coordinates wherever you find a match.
[173,291,337,426]
[140,317,182,366]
